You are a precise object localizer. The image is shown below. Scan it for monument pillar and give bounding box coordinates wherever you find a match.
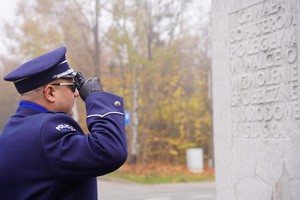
[212,0,300,199]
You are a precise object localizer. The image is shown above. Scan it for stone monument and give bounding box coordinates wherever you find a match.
[212,0,300,199]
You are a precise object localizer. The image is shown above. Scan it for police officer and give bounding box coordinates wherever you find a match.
[0,47,128,200]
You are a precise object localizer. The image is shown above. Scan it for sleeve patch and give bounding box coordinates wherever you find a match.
[55,123,76,131]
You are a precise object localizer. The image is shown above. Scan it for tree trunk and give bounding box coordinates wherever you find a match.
[93,0,101,77]
[129,69,140,164]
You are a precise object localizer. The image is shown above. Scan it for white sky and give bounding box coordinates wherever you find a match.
[0,0,18,54]
[0,1,18,21]
[0,0,211,55]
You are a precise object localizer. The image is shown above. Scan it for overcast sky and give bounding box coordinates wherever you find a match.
[0,0,211,55]
[0,0,18,54]
[0,1,17,21]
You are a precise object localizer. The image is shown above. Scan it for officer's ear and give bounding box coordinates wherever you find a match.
[43,85,56,102]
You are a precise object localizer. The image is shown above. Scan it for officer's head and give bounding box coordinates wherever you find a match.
[4,46,80,115]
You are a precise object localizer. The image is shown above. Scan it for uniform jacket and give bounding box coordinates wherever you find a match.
[0,92,128,200]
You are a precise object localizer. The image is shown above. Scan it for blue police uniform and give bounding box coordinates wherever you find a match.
[0,47,127,200]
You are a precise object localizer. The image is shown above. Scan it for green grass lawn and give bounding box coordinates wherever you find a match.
[105,168,215,184]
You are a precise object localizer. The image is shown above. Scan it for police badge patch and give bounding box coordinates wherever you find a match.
[55,124,76,131]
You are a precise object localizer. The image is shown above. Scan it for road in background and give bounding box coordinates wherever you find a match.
[97,179,215,200]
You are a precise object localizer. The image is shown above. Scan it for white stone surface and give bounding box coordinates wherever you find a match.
[212,0,300,199]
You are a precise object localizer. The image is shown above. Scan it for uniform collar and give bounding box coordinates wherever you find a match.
[18,101,48,113]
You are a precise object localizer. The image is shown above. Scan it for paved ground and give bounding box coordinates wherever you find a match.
[97,179,216,200]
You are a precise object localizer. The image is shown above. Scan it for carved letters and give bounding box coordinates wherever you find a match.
[229,0,297,138]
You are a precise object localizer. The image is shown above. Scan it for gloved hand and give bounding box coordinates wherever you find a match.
[74,72,85,90]
[77,77,103,101]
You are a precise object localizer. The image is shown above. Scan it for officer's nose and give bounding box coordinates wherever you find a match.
[74,89,79,97]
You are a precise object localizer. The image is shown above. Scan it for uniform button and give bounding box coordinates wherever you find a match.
[114,101,121,107]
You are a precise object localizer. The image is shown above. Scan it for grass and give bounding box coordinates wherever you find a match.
[104,163,215,184]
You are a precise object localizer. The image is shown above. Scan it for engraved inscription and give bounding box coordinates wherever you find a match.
[229,0,297,138]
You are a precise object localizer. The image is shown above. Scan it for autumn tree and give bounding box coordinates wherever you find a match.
[0,0,212,166]
[108,0,212,164]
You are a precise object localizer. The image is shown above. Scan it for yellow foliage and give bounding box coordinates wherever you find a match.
[1,0,212,165]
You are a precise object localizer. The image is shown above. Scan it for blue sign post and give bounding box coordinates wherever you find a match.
[125,111,130,126]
